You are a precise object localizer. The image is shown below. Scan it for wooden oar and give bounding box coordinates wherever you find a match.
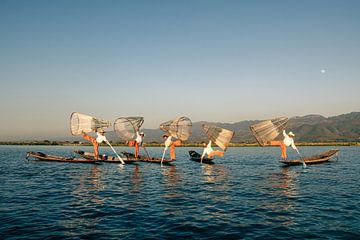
[106,141,125,164]
[161,147,167,164]
[296,149,306,168]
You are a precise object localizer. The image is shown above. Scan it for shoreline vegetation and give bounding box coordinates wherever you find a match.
[1,141,359,147]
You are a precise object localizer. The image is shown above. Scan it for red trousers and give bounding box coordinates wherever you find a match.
[269,141,287,159]
[128,140,140,158]
[169,140,182,160]
[83,134,99,160]
[208,150,224,159]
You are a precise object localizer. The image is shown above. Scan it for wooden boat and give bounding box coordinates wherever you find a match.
[74,150,138,164]
[26,151,100,164]
[121,151,175,165]
[188,150,214,164]
[280,149,339,166]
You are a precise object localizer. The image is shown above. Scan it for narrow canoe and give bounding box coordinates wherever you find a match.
[188,150,214,164]
[26,151,100,164]
[74,150,138,164]
[121,151,175,165]
[280,149,339,166]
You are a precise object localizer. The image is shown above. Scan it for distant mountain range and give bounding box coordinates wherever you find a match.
[36,112,359,144]
[104,112,359,143]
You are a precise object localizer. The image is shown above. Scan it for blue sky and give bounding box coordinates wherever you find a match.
[0,0,359,140]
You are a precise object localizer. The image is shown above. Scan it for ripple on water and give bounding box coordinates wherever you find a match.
[0,146,360,239]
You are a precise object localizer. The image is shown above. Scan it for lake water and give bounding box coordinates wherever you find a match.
[0,145,359,239]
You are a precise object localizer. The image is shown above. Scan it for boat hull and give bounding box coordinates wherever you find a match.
[26,151,100,164]
[280,149,339,166]
[121,152,174,165]
[74,150,137,164]
[188,150,214,164]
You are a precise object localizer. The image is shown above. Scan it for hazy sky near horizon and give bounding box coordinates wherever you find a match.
[0,0,359,140]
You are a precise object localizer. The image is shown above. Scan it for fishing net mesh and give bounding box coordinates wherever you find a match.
[113,117,144,140]
[70,112,111,135]
[160,117,192,141]
[202,124,234,151]
[249,117,288,146]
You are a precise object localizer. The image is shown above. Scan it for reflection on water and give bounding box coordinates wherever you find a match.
[259,167,301,227]
[161,166,183,198]
[200,164,233,222]
[162,166,179,186]
[60,166,105,236]
[130,165,142,193]
[161,166,186,219]
[71,165,105,205]
[2,146,359,239]
[202,164,229,185]
[278,168,300,199]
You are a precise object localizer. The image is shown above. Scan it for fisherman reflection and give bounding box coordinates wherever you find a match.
[202,164,229,185]
[161,165,183,200]
[61,166,104,232]
[162,134,182,160]
[72,165,104,205]
[130,165,142,193]
[278,167,299,199]
[162,165,179,188]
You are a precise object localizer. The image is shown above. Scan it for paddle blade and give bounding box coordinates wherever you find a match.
[160,116,192,141]
[202,124,234,151]
[114,117,144,140]
[250,117,288,146]
[70,112,111,135]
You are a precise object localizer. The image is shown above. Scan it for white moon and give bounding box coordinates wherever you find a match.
[321,69,326,73]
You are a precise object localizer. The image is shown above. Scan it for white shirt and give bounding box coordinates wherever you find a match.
[164,136,172,149]
[201,140,214,158]
[96,132,108,144]
[135,132,143,146]
[283,130,297,150]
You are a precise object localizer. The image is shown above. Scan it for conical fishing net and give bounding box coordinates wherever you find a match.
[114,117,144,140]
[160,116,192,141]
[249,117,288,146]
[202,124,234,151]
[70,112,111,135]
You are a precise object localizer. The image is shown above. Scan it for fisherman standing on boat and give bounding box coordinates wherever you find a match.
[127,131,145,159]
[201,140,225,161]
[269,130,297,160]
[162,134,181,160]
[134,131,145,158]
[82,128,109,160]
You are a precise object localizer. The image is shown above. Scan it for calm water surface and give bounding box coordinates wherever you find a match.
[0,145,359,239]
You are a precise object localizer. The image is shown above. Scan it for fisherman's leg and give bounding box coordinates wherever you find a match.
[135,142,139,158]
[169,143,176,160]
[82,133,94,142]
[208,150,224,158]
[169,140,181,160]
[214,150,224,157]
[93,142,99,160]
[173,140,182,147]
[269,141,286,159]
[268,141,281,146]
[83,134,98,159]
[280,142,287,160]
